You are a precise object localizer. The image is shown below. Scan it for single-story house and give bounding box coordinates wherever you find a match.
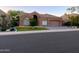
[0,9,64,27]
[19,12,64,26]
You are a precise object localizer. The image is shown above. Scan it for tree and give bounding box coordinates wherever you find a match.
[8,10,24,16]
[10,16,19,27]
[75,16,79,26]
[1,15,7,31]
[66,6,79,26]
[7,10,24,27]
[67,7,76,14]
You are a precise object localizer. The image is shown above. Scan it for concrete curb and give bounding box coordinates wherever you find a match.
[0,29,79,36]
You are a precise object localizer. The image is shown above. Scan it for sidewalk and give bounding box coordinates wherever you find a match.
[0,28,79,36]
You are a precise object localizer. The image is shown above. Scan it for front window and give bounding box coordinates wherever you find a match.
[42,20,48,26]
[24,18,30,26]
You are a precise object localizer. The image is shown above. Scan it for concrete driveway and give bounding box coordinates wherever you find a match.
[45,26,77,30]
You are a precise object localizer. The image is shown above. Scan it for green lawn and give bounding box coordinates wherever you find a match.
[16,26,48,31]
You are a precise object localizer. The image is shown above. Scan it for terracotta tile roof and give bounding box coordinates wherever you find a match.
[20,11,63,21]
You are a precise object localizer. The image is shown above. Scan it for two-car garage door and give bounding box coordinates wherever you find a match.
[48,20,60,26]
[42,20,60,26]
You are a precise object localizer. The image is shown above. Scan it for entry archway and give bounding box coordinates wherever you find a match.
[33,15,38,26]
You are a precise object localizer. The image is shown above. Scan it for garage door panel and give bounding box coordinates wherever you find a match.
[48,21,60,26]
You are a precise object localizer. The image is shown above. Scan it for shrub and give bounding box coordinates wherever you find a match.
[16,26,33,31]
[16,26,48,31]
[33,26,48,30]
[63,21,71,26]
[30,18,38,26]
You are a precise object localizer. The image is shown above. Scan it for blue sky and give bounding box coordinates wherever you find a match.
[0,6,69,16]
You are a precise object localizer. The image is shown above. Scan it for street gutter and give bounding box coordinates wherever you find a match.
[0,29,79,36]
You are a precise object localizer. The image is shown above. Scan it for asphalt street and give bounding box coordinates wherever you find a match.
[0,31,79,53]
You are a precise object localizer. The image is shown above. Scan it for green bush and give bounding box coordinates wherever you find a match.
[33,26,48,30]
[30,18,38,26]
[16,26,48,31]
[63,21,71,26]
[16,26,32,31]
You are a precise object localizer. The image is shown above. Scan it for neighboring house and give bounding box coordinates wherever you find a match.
[19,12,64,26]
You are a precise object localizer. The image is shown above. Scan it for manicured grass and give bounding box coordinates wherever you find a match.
[16,26,48,31]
